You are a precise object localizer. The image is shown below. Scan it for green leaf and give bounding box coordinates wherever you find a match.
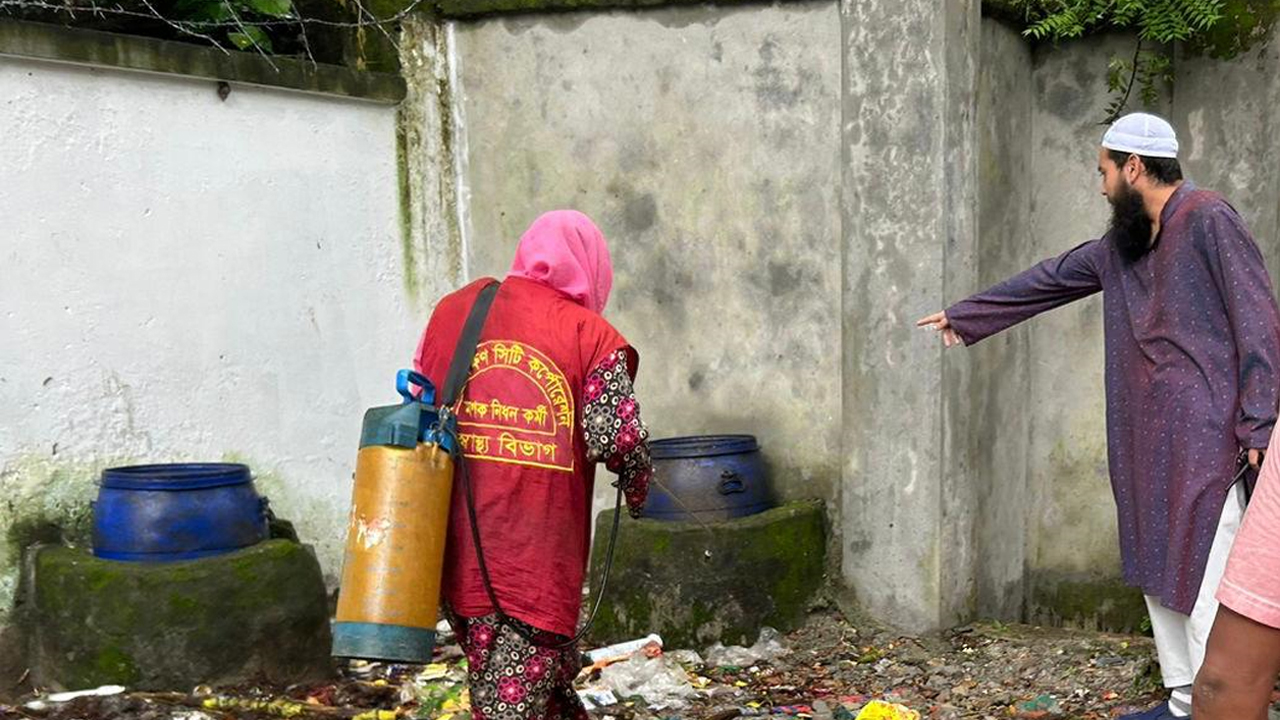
[228,25,273,52]
[1107,57,1131,92]
[237,0,292,18]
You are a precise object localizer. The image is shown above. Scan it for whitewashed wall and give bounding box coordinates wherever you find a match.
[0,56,426,619]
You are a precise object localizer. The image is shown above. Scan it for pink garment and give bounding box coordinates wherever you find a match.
[1218,429,1280,629]
[508,210,613,315]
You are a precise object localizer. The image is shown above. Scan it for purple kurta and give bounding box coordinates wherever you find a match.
[948,182,1280,614]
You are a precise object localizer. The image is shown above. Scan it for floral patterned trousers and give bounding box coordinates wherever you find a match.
[450,612,588,720]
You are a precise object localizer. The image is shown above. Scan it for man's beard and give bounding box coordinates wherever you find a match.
[1109,181,1154,263]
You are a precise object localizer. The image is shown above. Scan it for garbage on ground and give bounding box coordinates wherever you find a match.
[854,700,921,720]
[587,633,665,664]
[668,649,706,667]
[581,633,667,677]
[25,684,126,710]
[706,627,789,667]
[10,613,1199,720]
[348,660,382,677]
[1015,693,1064,717]
[436,619,455,645]
[402,660,470,716]
[772,704,815,715]
[201,695,315,717]
[598,652,699,710]
[577,687,620,709]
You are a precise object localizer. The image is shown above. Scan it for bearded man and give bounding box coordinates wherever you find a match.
[917,113,1280,720]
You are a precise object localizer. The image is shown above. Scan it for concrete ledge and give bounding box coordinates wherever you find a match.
[439,0,779,18]
[439,0,1027,21]
[587,500,826,649]
[0,19,406,104]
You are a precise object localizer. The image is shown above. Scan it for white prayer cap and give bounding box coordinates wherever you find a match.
[1101,112,1179,158]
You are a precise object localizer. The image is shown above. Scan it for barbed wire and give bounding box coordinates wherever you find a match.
[133,0,230,53]
[0,0,427,66]
[288,0,315,66]
[0,0,425,29]
[349,0,401,56]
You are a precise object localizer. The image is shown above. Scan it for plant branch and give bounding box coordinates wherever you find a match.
[1105,37,1144,124]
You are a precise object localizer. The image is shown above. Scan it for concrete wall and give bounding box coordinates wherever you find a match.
[1020,33,1164,630]
[1173,41,1280,278]
[448,2,844,526]
[972,18,1033,622]
[840,0,982,632]
[967,28,1280,630]
[0,57,429,628]
[967,30,1181,629]
[10,1,1280,646]
[442,7,1280,632]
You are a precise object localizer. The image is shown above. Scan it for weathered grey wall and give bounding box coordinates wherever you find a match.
[1022,34,1155,629]
[840,0,981,632]
[449,3,844,520]
[966,28,1280,630]
[963,31,1167,629]
[400,11,1280,633]
[972,18,1033,622]
[1173,41,1280,278]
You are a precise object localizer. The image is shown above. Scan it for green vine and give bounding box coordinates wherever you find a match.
[1000,0,1280,122]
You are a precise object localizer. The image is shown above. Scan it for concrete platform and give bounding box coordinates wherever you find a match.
[587,500,826,649]
[28,539,332,690]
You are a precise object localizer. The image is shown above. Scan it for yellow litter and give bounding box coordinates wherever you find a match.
[419,663,452,681]
[855,700,920,720]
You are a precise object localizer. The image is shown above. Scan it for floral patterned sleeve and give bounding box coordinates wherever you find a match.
[583,349,653,518]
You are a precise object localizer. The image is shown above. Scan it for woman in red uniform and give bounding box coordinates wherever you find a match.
[414,210,653,720]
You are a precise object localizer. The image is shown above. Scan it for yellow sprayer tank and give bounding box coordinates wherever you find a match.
[332,371,456,663]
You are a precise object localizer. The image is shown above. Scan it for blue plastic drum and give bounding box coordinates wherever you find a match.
[643,435,774,522]
[92,463,270,561]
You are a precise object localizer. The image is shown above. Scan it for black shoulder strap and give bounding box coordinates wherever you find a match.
[442,281,500,408]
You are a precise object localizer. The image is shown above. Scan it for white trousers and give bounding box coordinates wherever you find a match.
[1144,482,1247,688]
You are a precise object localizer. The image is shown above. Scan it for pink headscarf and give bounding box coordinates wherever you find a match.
[507,210,614,314]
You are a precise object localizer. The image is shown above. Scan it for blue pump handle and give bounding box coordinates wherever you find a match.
[396,369,437,406]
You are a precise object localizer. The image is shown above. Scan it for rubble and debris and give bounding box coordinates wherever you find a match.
[11,610,1280,720]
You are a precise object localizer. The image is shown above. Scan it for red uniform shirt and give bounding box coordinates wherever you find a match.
[415,276,636,636]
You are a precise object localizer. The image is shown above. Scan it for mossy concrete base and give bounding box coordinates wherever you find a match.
[587,500,825,649]
[1027,572,1148,633]
[29,540,332,691]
